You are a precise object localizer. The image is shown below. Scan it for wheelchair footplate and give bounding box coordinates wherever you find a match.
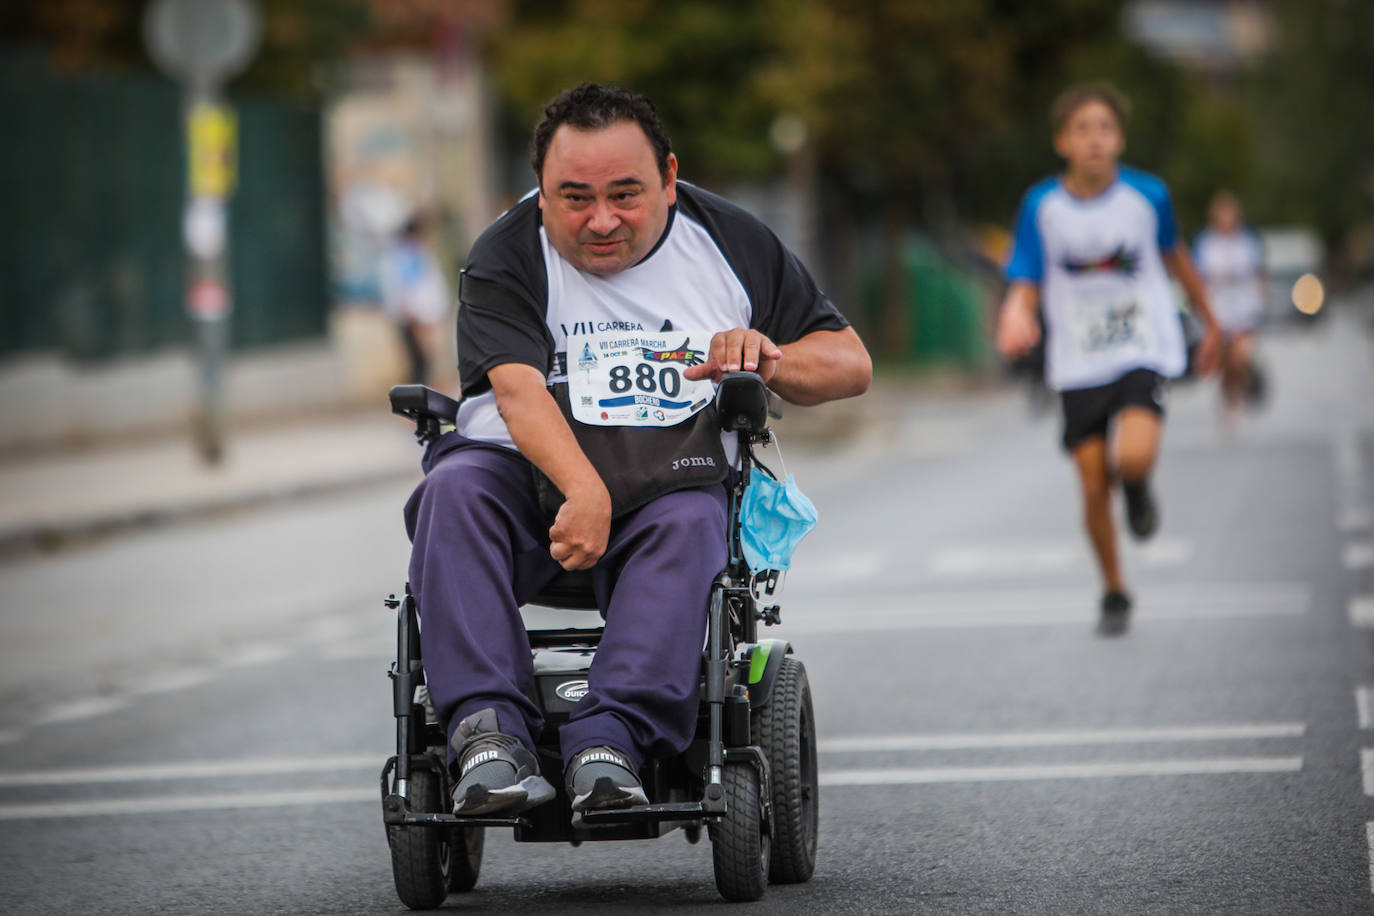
[574,799,722,826]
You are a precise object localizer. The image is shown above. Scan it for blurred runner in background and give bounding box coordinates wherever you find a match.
[995,83,1221,634]
[379,213,452,385]
[1193,190,1268,423]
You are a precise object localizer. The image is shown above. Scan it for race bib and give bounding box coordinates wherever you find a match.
[1067,297,1153,358]
[567,330,717,427]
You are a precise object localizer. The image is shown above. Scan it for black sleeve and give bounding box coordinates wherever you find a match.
[455,198,552,398]
[676,184,849,345]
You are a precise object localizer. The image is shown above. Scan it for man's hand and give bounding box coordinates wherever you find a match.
[683,328,783,385]
[548,483,611,570]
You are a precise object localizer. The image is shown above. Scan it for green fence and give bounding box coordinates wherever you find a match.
[859,235,991,367]
[0,48,326,362]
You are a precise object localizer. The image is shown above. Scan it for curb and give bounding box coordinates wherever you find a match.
[0,464,421,563]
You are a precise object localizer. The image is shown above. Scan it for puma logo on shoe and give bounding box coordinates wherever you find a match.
[461,749,501,775]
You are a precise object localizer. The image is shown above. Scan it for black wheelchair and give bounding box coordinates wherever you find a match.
[380,372,819,906]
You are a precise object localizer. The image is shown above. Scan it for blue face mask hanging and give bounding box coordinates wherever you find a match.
[739,472,818,572]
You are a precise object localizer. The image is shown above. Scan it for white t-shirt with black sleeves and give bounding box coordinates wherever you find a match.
[454,181,848,450]
[1005,166,1187,392]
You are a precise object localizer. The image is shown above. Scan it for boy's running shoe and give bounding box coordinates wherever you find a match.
[1122,480,1159,540]
[449,708,554,816]
[1097,590,1132,636]
[566,745,647,824]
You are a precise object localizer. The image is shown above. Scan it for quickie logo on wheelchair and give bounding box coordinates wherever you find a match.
[555,679,589,701]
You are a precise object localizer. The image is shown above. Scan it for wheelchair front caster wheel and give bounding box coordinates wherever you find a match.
[709,761,770,901]
[385,766,484,908]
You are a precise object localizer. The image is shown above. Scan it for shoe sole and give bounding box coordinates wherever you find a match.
[570,780,651,829]
[570,776,649,813]
[452,774,555,816]
[1097,608,1131,636]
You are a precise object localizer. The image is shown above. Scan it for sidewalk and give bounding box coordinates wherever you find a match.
[0,410,424,559]
[0,371,990,562]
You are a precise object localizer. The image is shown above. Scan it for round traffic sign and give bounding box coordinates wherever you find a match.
[144,0,261,87]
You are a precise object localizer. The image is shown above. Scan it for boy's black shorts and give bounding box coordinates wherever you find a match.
[1059,368,1167,452]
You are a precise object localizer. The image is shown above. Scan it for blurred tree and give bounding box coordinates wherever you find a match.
[486,0,781,186]
[0,0,372,101]
[1249,0,1374,278]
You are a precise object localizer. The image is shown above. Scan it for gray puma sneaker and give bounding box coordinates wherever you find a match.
[565,745,648,821]
[449,708,554,816]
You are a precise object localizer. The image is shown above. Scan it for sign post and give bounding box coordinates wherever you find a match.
[144,0,260,463]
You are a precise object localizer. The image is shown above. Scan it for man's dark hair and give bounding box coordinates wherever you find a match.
[530,83,673,182]
[1050,82,1131,135]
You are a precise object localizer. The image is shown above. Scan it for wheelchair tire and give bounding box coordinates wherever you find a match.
[386,765,483,908]
[753,656,819,883]
[709,761,770,902]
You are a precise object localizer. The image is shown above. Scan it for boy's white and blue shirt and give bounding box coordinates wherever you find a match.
[1005,166,1187,392]
[1193,226,1265,333]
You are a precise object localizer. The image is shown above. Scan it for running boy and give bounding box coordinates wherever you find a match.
[995,83,1221,631]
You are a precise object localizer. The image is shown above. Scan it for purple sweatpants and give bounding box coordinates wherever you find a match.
[403,433,728,772]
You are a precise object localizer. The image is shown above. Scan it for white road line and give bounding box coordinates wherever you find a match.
[1368,822,1374,895]
[124,669,216,696]
[316,638,392,661]
[820,756,1303,787]
[929,537,1192,578]
[820,723,1305,753]
[216,643,292,668]
[1351,596,1374,628]
[788,581,1305,618]
[0,787,377,821]
[1340,506,1373,533]
[789,589,1306,633]
[804,551,885,585]
[32,695,130,726]
[1345,543,1374,571]
[1359,687,1374,730]
[0,754,379,787]
[0,757,1304,819]
[1363,749,1374,796]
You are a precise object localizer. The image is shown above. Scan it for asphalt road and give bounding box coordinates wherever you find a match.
[1,302,1372,914]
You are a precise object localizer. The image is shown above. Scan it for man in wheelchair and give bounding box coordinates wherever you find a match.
[403,84,871,829]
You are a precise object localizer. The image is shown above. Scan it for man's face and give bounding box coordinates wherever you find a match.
[538,121,677,276]
[1053,100,1124,177]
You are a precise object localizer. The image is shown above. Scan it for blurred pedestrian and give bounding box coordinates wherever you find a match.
[379,213,452,385]
[994,82,1221,634]
[1193,190,1268,421]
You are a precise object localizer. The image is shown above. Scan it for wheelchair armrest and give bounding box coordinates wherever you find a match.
[389,385,459,444]
[713,372,782,433]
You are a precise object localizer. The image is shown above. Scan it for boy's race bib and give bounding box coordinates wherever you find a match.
[567,330,717,427]
[1067,297,1153,359]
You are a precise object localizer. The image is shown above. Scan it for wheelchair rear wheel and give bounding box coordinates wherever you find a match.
[386,765,484,908]
[709,761,770,901]
[753,656,819,883]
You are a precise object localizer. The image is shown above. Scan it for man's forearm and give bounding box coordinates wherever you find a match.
[490,366,606,500]
[767,327,872,407]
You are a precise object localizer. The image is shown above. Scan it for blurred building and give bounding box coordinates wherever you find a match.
[323,40,497,396]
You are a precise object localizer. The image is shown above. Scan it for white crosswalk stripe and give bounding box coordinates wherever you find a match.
[784,582,1308,633]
